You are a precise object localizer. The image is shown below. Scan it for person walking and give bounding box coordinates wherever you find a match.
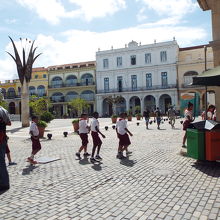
[143,109,150,129]
[6,143,17,166]
[182,102,194,148]
[154,107,162,129]
[90,112,106,163]
[0,106,11,191]
[167,106,176,129]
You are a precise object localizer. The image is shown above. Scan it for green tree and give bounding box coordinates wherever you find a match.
[29,96,50,117]
[69,98,89,117]
[0,92,8,109]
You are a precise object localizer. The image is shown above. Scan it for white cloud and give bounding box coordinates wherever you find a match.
[16,0,126,24]
[0,23,207,81]
[137,0,198,17]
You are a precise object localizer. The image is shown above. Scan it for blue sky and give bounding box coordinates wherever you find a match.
[0,0,212,81]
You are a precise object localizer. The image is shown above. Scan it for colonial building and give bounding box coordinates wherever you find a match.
[96,40,179,116]
[0,67,48,115]
[48,61,96,117]
[178,45,214,116]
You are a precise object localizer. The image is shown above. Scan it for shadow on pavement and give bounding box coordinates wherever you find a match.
[120,156,137,167]
[192,161,220,177]
[91,163,102,171]
[0,189,9,195]
[79,156,90,165]
[22,165,38,175]
[8,127,26,134]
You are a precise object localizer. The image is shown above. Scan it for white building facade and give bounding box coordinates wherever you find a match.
[96,40,179,116]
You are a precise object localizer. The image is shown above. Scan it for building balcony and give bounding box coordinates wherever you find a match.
[181,83,202,88]
[50,95,95,103]
[97,84,177,94]
[48,82,95,89]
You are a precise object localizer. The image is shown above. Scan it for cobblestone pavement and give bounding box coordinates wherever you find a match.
[0,118,220,220]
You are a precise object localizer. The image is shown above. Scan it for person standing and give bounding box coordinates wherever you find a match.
[28,116,42,164]
[6,143,17,166]
[116,112,133,159]
[167,106,176,129]
[90,112,106,163]
[182,102,194,148]
[154,107,162,129]
[76,113,90,160]
[143,109,150,129]
[0,106,11,191]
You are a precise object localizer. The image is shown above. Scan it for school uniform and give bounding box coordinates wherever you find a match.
[183,109,193,131]
[79,119,89,146]
[116,119,131,146]
[30,121,41,151]
[91,118,102,146]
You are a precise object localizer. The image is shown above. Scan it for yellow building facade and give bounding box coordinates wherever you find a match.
[0,67,48,115]
[178,45,214,115]
[48,61,96,118]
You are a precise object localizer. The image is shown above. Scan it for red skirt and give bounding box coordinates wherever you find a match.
[91,131,102,146]
[79,133,88,146]
[183,120,191,131]
[31,137,42,151]
[118,133,131,146]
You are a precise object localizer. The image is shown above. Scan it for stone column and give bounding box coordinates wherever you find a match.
[96,96,103,116]
[141,97,145,114]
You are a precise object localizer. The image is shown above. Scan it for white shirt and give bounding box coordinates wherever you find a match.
[30,121,39,136]
[91,118,99,132]
[184,109,193,121]
[79,119,89,134]
[116,119,127,135]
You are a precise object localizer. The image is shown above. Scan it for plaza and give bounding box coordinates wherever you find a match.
[0,118,219,220]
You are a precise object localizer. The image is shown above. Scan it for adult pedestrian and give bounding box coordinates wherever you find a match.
[167,106,176,129]
[0,106,11,191]
[154,107,162,129]
[143,109,150,129]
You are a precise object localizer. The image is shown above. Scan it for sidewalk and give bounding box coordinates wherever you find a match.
[0,118,219,220]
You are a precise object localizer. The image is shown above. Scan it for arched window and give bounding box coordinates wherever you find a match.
[183,71,198,86]
[29,86,36,95]
[81,73,93,86]
[66,91,78,101]
[66,75,77,86]
[51,92,64,102]
[80,90,94,101]
[7,88,16,98]
[37,85,46,97]
[51,76,63,88]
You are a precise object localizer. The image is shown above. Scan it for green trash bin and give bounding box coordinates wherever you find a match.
[187,128,205,160]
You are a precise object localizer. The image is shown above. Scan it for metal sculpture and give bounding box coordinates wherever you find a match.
[6,36,41,127]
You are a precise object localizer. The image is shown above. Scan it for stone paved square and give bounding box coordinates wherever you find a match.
[0,117,220,220]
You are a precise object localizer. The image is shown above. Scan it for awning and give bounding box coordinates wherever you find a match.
[192,66,220,86]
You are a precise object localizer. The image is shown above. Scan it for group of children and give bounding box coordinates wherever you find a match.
[76,112,133,162]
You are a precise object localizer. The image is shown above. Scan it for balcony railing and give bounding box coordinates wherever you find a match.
[97,84,177,94]
[49,82,95,89]
[50,94,95,103]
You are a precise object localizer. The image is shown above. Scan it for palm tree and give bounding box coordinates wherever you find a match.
[105,95,124,115]
[7,36,41,127]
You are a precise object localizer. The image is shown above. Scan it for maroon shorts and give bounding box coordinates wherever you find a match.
[183,120,191,131]
[91,131,102,146]
[118,133,131,146]
[79,133,88,146]
[5,144,10,154]
[31,137,41,151]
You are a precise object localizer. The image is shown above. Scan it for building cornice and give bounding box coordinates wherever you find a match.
[197,0,211,11]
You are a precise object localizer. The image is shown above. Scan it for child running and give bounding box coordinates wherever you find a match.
[28,116,41,164]
[90,112,106,163]
[76,113,90,159]
[116,112,133,159]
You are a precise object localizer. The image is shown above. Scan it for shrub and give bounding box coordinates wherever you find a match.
[72,119,79,124]
[40,111,54,123]
[111,115,117,118]
[37,120,48,128]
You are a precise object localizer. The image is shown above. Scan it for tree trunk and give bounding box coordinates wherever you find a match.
[21,78,30,127]
[113,103,116,115]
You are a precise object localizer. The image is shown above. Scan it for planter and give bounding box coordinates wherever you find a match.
[127,115,132,121]
[136,115,141,120]
[72,122,79,132]
[111,117,117,123]
[38,126,45,138]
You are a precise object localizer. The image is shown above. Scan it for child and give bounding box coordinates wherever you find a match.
[28,116,41,164]
[76,113,90,160]
[143,109,150,129]
[6,144,16,166]
[167,106,176,129]
[116,112,133,159]
[182,102,194,148]
[90,112,106,163]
